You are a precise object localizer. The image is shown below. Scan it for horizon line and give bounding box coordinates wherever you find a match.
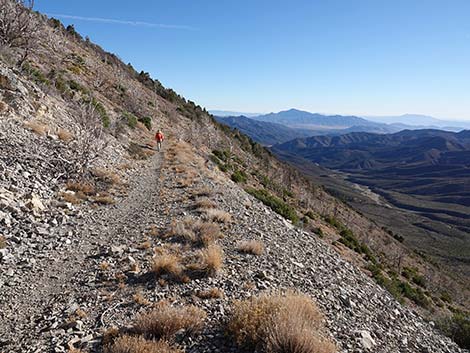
[207,108,470,122]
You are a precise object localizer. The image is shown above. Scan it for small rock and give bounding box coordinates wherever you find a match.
[359,330,376,349]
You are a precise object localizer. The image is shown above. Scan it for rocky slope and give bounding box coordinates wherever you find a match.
[0,6,467,353]
[0,135,464,352]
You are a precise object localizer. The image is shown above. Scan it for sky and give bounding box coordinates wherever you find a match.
[35,1,470,120]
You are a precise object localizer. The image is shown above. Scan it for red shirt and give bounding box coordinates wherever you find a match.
[155,132,164,142]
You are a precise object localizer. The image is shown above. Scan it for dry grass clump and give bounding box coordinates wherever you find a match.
[93,168,121,185]
[0,101,7,112]
[166,219,196,242]
[102,326,120,346]
[133,291,151,306]
[227,292,336,353]
[129,142,154,160]
[75,308,88,319]
[167,142,194,165]
[100,262,110,271]
[104,335,182,353]
[59,191,83,205]
[66,181,96,195]
[0,235,7,249]
[195,222,222,246]
[133,303,206,340]
[187,244,223,277]
[151,251,184,280]
[24,120,47,136]
[193,187,213,198]
[202,208,232,224]
[68,348,87,353]
[130,262,140,274]
[193,197,216,210]
[57,128,74,142]
[177,177,193,188]
[138,240,152,250]
[168,219,222,247]
[237,240,265,255]
[197,287,224,299]
[93,195,115,205]
[148,225,159,237]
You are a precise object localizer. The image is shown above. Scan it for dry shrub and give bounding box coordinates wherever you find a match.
[151,251,183,280]
[129,143,152,160]
[237,240,265,256]
[173,166,186,174]
[148,225,159,237]
[59,191,83,205]
[57,128,74,142]
[133,304,206,340]
[168,219,222,247]
[196,222,222,246]
[93,168,121,185]
[93,195,115,205]
[100,262,110,271]
[197,287,224,299]
[142,148,156,158]
[187,244,223,277]
[177,177,193,188]
[170,142,193,165]
[66,181,95,195]
[133,291,151,306]
[104,335,182,353]
[193,197,216,210]
[0,235,6,249]
[68,348,86,353]
[139,240,152,250]
[24,121,47,136]
[117,163,132,171]
[102,326,120,346]
[193,187,213,198]
[130,262,140,273]
[227,292,335,353]
[167,220,195,242]
[75,308,88,319]
[202,209,232,224]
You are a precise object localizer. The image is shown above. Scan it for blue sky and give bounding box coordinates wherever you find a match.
[35,1,470,120]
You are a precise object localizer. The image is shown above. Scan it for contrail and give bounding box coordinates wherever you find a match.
[47,13,196,31]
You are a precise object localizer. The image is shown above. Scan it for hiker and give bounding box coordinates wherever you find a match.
[155,129,165,151]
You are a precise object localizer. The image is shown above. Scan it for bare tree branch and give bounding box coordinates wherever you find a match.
[69,98,109,177]
[0,0,37,65]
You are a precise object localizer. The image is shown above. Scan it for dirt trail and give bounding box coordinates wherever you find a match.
[0,153,163,353]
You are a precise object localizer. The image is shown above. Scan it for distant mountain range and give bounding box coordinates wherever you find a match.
[273,129,470,170]
[209,110,260,118]
[213,109,455,145]
[214,116,314,145]
[211,109,470,130]
[215,115,409,145]
[252,108,376,128]
[365,114,470,129]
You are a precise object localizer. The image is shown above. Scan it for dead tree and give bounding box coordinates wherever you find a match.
[69,98,108,177]
[0,0,37,65]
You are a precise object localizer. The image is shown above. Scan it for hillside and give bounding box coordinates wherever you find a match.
[214,115,314,145]
[273,130,470,279]
[0,3,468,353]
[215,115,407,145]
